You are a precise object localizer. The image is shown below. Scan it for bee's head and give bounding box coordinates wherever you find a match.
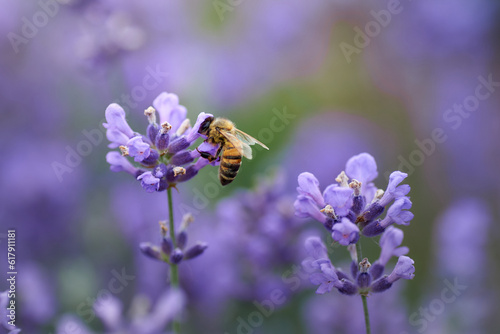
[198,116,214,135]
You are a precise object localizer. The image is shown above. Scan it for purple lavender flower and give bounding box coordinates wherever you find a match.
[104,92,216,192]
[302,236,414,296]
[310,262,344,294]
[298,153,415,300]
[423,198,493,333]
[331,218,359,246]
[103,103,137,149]
[294,153,412,238]
[140,213,208,266]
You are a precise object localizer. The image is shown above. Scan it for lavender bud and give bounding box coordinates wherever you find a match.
[157,178,168,192]
[359,202,385,223]
[336,270,350,281]
[184,242,208,260]
[173,165,198,183]
[141,149,160,166]
[338,279,357,295]
[345,210,357,223]
[171,150,195,166]
[352,195,366,215]
[370,276,392,293]
[362,220,386,237]
[170,248,184,264]
[168,137,190,154]
[369,262,385,280]
[162,237,173,256]
[324,217,335,231]
[156,131,170,151]
[357,272,372,288]
[147,123,159,144]
[140,242,161,261]
[176,230,188,250]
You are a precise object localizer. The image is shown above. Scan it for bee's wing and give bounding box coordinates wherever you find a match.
[217,129,251,159]
[234,128,269,150]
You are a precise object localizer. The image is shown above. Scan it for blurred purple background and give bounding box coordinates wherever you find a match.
[1,0,499,333]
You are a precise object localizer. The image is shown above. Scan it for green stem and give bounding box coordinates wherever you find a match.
[361,295,371,334]
[167,187,181,334]
[355,240,371,334]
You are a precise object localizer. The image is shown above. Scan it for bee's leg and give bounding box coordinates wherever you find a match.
[196,148,218,162]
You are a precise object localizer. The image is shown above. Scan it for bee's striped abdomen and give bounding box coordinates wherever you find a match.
[219,143,241,186]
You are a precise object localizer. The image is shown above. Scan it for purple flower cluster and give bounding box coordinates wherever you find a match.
[295,153,413,240]
[303,228,413,296]
[105,92,217,192]
[295,153,415,295]
[140,214,208,265]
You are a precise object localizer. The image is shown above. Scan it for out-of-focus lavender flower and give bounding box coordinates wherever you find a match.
[140,213,208,267]
[16,263,56,330]
[423,198,493,334]
[181,171,308,325]
[56,289,185,334]
[105,92,217,192]
[294,153,413,238]
[213,172,308,301]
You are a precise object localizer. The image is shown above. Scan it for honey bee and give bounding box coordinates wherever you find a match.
[197,117,269,185]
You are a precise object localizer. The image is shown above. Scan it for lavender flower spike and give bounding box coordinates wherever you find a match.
[141,215,208,265]
[105,91,216,192]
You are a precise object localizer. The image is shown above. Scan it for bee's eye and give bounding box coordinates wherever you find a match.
[199,117,214,134]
